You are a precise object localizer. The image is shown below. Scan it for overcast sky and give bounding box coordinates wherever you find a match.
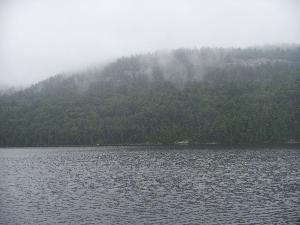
[0,0,299,87]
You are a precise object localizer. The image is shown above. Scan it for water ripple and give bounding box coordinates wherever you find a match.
[0,147,299,225]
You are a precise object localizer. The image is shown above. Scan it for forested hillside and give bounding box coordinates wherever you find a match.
[0,47,299,146]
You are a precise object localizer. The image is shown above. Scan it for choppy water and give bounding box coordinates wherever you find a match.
[0,146,299,225]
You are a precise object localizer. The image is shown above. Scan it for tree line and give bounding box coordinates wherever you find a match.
[0,47,299,146]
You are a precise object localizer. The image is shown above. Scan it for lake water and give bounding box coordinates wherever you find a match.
[0,146,299,225]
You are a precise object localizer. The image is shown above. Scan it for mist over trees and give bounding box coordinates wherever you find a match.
[0,46,299,146]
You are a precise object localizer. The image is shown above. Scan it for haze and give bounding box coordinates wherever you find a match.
[0,0,299,87]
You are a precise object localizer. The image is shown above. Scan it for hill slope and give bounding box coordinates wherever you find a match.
[0,47,300,146]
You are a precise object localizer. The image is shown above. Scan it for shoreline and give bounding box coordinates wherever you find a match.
[1,143,299,149]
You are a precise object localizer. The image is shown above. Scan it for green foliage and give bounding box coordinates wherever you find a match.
[0,47,299,146]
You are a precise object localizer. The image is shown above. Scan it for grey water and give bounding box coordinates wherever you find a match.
[0,146,299,225]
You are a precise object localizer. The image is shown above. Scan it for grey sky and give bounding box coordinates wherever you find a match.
[0,0,299,87]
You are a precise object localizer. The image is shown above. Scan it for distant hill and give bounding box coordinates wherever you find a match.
[0,46,299,146]
[0,85,20,96]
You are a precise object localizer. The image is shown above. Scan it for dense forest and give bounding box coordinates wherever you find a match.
[0,46,299,146]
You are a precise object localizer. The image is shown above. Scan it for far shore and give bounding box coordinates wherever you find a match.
[1,142,299,149]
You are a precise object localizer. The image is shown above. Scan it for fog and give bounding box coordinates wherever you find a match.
[0,0,299,87]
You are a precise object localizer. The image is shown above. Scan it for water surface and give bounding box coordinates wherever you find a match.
[0,146,299,224]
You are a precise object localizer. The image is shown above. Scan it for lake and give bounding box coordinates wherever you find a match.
[0,146,299,224]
